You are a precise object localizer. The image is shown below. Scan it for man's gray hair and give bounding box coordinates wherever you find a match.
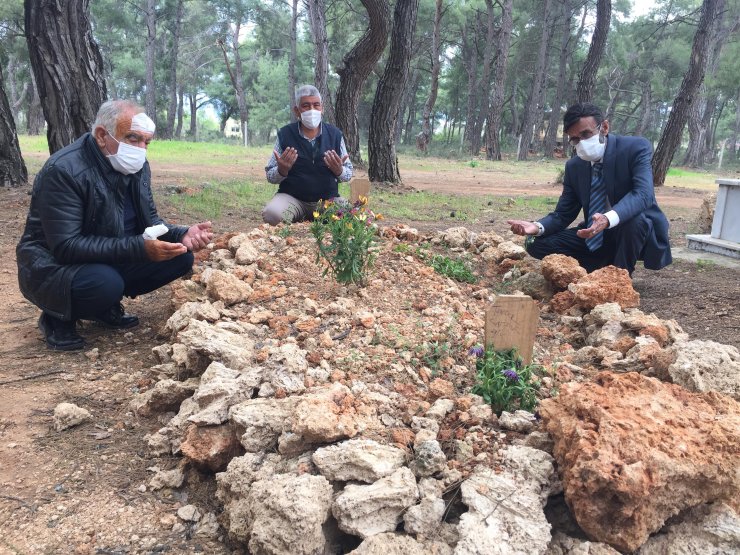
[92,99,144,132]
[295,85,321,106]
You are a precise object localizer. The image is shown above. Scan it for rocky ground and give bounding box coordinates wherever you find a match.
[1,181,739,554]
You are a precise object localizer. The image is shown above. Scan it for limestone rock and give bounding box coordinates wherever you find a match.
[332,467,419,538]
[501,445,560,501]
[312,439,407,483]
[638,502,740,555]
[149,467,186,490]
[291,384,368,444]
[486,241,527,263]
[235,240,260,265]
[546,532,620,555]
[499,410,537,433]
[181,423,242,472]
[165,300,221,334]
[439,227,475,248]
[455,467,552,555]
[511,271,554,301]
[129,379,199,417]
[539,372,740,552]
[229,397,296,452]
[177,319,255,372]
[177,504,202,522]
[246,473,333,555]
[403,497,446,537]
[568,266,640,310]
[695,192,717,233]
[668,340,740,399]
[189,361,260,425]
[350,533,453,555]
[204,269,253,306]
[541,254,587,290]
[53,402,93,431]
[410,440,448,477]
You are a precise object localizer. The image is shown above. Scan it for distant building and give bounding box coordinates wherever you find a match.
[224,118,242,139]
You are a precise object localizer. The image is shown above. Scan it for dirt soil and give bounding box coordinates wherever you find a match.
[0,163,738,554]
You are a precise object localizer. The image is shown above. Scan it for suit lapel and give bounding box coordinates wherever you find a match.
[602,134,617,202]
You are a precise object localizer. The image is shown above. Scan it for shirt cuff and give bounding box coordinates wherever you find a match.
[533,221,544,236]
[604,210,619,228]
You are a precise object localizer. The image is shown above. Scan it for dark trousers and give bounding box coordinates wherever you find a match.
[526,214,652,274]
[70,252,194,320]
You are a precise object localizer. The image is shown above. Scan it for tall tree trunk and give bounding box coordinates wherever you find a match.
[732,87,740,160]
[543,0,572,158]
[485,0,513,161]
[576,0,611,103]
[517,0,555,161]
[368,0,420,184]
[417,0,443,153]
[461,22,478,145]
[288,0,299,123]
[188,92,197,141]
[469,0,496,155]
[145,0,157,126]
[24,0,107,153]
[653,0,723,187]
[402,72,420,144]
[306,0,335,124]
[175,84,184,139]
[0,66,28,187]
[683,88,709,167]
[633,81,653,136]
[335,0,391,166]
[163,0,184,139]
[27,71,44,135]
[218,20,249,147]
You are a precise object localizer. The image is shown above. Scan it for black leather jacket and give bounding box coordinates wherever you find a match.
[16,133,187,320]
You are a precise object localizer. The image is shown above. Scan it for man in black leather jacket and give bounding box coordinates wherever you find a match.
[17,100,213,350]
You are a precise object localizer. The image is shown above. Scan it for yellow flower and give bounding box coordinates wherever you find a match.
[375,213,384,220]
[323,200,332,209]
[359,195,368,205]
[358,214,367,221]
[331,214,340,221]
[312,211,320,219]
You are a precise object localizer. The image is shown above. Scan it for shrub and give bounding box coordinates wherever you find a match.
[309,196,382,285]
[470,346,541,415]
[429,254,477,283]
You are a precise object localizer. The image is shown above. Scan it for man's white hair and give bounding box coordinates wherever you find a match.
[295,85,321,107]
[92,99,144,132]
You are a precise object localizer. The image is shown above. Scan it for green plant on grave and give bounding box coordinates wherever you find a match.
[416,340,452,375]
[429,254,477,283]
[696,258,716,271]
[276,212,294,238]
[309,196,382,285]
[470,346,541,415]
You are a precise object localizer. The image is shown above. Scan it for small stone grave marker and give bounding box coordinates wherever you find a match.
[484,295,539,364]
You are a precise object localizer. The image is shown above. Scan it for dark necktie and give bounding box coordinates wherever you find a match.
[586,162,605,251]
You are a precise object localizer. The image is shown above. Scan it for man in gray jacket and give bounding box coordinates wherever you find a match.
[17,100,213,350]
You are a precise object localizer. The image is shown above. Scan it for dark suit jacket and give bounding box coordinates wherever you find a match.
[538,133,672,270]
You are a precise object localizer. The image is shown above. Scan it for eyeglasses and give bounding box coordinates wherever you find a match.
[567,124,602,147]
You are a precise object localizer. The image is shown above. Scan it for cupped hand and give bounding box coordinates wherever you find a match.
[182,221,213,252]
[507,219,538,236]
[144,239,188,261]
[323,150,349,176]
[275,148,298,177]
[576,213,608,240]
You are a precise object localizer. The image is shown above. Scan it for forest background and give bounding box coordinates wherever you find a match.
[0,0,739,187]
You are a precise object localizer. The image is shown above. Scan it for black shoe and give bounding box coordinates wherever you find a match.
[92,302,139,329]
[38,313,86,351]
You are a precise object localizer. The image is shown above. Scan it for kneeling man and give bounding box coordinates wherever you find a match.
[508,102,672,275]
[17,99,213,350]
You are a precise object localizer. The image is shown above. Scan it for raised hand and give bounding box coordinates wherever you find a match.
[182,221,213,252]
[323,149,349,177]
[275,147,298,177]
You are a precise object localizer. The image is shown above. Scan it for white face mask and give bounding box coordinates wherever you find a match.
[106,132,147,175]
[575,132,606,162]
[300,109,322,129]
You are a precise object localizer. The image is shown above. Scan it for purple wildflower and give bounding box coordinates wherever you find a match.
[503,369,520,382]
[468,345,484,358]
[336,211,344,218]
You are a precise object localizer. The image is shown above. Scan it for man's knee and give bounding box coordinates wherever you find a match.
[71,264,125,316]
[262,205,284,226]
[525,237,550,260]
[172,251,195,278]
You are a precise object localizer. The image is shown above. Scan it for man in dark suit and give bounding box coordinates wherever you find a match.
[508,102,672,275]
